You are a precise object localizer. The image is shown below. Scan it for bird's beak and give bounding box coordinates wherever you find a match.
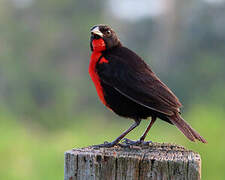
[91,26,103,37]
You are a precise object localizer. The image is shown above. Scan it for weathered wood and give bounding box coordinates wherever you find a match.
[64,143,201,180]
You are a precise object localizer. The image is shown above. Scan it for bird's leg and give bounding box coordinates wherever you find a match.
[92,119,141,148]
[123,116,156,146]
[139,116,156,142]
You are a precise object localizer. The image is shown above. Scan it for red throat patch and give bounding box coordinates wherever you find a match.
[92,39,106,52]
[89,52,108,107]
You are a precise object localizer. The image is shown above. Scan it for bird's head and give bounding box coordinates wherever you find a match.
[90,24,121,52]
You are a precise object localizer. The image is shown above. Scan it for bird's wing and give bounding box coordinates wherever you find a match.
[96,52,182,116]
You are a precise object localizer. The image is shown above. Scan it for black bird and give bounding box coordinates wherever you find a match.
[89,24,207,147]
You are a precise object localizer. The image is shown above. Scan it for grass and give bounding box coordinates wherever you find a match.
[0,103,224,180]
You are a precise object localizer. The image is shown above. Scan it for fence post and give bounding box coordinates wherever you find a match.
[64,143,201,180]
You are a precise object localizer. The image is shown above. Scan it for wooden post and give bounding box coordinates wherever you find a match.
[64,143,201,180]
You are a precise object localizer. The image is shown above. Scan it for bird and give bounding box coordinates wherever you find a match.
[89,24,207,147]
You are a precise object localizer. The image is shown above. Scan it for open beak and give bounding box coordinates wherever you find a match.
[91,26,103,37]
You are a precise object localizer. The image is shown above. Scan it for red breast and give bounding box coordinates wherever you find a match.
[89,37,109,107]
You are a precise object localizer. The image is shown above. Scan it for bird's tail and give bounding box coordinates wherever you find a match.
[168,113,207,143]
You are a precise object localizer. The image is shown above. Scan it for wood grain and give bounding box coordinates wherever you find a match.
[64,143,201,180]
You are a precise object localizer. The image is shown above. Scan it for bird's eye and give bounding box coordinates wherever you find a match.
[106,30,111,35]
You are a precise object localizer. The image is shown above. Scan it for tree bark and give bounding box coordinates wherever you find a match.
[64,143,201,180]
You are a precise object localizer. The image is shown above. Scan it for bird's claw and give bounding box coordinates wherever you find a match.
[92,142,115,148]
[122,138,141,145]
[122,138,152,146]
[92,141,121,148]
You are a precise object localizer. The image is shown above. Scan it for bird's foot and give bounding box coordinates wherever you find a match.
[122,138,152,146]
[92,141,118,148]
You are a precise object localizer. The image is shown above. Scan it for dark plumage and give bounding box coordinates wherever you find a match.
[89,24,207,147]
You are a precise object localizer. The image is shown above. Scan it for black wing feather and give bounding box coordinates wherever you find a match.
[97,47,182,116]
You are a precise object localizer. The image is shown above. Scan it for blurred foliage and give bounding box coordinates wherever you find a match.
[0,0,225,179]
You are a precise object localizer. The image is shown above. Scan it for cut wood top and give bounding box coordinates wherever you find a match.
[66,142,200,162]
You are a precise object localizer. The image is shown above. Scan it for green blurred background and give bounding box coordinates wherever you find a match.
[0,0,225,179]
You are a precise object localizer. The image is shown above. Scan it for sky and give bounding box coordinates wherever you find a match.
[108,0,225,21]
